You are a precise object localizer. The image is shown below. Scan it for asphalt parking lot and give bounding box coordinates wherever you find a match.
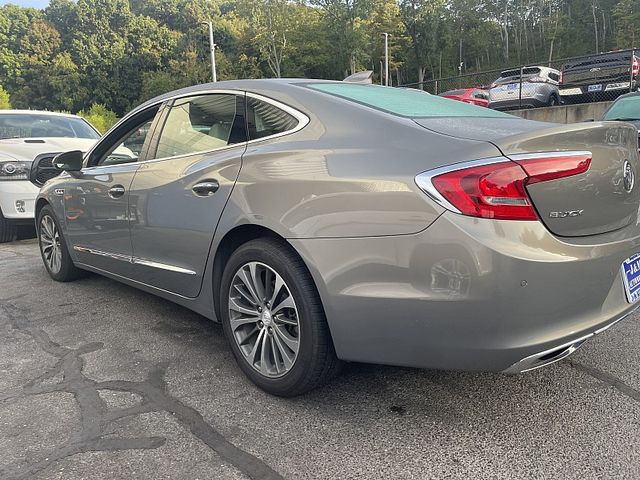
[2,239,640,479]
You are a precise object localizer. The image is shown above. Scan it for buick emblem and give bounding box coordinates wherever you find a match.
[623,160,635,193]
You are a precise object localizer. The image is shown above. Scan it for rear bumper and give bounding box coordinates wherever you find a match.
[560,81,636,99]
[489,97,549,110]
[0,181,39,221]
[291,213,640,372]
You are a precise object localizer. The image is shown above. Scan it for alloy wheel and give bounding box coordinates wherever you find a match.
[228,261,300,378]
[40,215,62,274]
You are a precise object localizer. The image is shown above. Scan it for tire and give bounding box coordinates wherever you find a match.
[37,205,84,282]
[0,209,17,243]
[220,238,341,396]
[548,94,560,107]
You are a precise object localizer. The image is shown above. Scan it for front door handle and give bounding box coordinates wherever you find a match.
[192,180,219,197]
[108,185,126,199]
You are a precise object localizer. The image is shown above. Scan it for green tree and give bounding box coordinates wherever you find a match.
[77,103,118,133]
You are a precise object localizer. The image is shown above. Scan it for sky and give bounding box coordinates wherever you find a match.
[0,0,49,8]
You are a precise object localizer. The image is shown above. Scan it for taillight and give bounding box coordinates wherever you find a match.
[633,57,639,77]
[559,70,564,84]
[415,153,592,221]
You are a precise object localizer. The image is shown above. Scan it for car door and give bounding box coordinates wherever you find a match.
[64,106,163,277]
[127,92,247,297]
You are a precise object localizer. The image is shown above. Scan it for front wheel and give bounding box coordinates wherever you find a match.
[220,238,341,396]
[37,205,84,282]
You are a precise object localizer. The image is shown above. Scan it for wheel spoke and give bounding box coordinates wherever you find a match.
[273,323,299,353]
[272,331,295,370]
[274,313,297,326]
[272,294,294,315]
[249,263,266,302]
[230,315,259,331]
[237,268,262,305]
[229,297,259,317]
[269,274,284,307]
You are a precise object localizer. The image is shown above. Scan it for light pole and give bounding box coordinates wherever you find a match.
[382,32,389,86]
[202,21,217,82]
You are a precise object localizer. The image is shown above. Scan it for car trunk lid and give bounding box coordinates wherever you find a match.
[414,117,640,237]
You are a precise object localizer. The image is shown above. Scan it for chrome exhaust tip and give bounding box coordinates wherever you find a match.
[503,336,589,374]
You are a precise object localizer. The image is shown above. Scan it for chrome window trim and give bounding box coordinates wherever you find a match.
[83,89,310,170]
[73,245,197,275]
[415,151,593,214]
[414,157,507,213]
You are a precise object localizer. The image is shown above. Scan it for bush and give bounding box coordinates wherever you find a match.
[0,85,11,109]
[77,103,118,133]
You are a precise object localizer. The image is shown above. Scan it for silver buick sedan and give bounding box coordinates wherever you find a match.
[34,80,640,396]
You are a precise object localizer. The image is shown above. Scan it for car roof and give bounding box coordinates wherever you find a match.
[127,78,345,120]
[0,109,84,119]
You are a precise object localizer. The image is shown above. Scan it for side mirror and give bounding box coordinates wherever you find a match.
[53,150,84,172]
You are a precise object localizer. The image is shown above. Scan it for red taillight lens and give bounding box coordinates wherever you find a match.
[633,57,639,77]
[431,162,536,220]
[559,70,564,84]
[421,153,592,221]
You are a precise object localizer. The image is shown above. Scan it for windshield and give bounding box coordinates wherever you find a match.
[307,83,510,118]
[603,96,640,121]
[0,113,100,140]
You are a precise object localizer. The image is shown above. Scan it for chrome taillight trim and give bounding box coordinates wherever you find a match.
[506,150,592,162]
[414,156,508,213]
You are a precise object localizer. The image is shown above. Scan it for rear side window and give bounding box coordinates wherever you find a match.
[155,94,244,159]
[307,83,511,118]
[548,72,560,81]
[246,97,299,140]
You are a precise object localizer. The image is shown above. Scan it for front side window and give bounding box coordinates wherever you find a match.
[246,96,299,140]
[155,94,243,159]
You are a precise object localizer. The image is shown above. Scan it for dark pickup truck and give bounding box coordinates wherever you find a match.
[559,50,639,103]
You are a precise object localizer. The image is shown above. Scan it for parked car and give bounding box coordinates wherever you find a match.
[560,50,639,103]
[0,110,100,242]
[489,66,561,110]
[601,91,640,129]
[439,88,489,107]
[33,80,640,396]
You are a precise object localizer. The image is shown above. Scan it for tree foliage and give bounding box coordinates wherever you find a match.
[0,0,636,116]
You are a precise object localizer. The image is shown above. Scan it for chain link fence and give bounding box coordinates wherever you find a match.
[400,48,638,110]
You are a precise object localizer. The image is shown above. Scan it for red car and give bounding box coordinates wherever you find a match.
[439,88,489,107]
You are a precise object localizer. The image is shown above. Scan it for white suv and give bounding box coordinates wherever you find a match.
[0,110,100,242]
[489,66,561,110]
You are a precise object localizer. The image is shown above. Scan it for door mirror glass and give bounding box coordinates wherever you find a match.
[53,150,84,171]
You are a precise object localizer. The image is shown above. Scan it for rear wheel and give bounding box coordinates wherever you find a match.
[0,209,17,243]
[220,238,341,396]
[37,205,84,282]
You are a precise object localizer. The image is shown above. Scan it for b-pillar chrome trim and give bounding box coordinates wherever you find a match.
[73,245,197,275]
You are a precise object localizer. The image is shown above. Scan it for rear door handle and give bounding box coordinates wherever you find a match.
[108,185,126,199]
[192,180,219,196]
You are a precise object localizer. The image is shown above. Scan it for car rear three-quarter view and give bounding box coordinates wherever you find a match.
[34,80,640,396]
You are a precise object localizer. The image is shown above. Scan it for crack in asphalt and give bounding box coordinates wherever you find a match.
[569,360,640,403]
[0,301,284,480]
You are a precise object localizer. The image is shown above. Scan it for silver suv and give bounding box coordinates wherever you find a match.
[489,66,561,110]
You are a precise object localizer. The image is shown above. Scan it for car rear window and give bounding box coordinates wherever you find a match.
[500,67,540,78]
[306,84,510,118]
